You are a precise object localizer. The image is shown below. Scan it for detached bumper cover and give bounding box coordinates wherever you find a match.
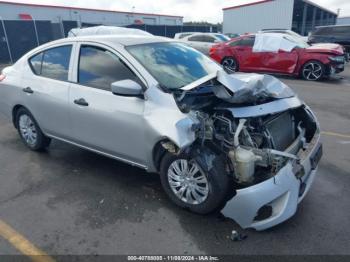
[221,136,321,231]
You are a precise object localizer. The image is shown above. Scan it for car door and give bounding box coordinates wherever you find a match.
[69,43,147,167]
[22,44,74,139]
[233,36,265,71]
[262,49,299,74]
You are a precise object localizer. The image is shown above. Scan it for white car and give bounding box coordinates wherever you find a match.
[0,34,322,230]
[180,33,231,55]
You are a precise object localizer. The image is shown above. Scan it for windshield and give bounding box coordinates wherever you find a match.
[127,42,220,90]
[215,34,231,42]
[287,30,304,39]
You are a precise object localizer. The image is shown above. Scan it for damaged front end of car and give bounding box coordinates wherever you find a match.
[170,71,322,230]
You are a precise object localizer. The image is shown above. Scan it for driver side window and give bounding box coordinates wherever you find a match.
[201,36,215,43]
[78,45,140,91]
[188,35,204,42]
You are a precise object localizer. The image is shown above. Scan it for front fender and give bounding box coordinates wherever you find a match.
[145,109,197,150]
[142,86,198,172]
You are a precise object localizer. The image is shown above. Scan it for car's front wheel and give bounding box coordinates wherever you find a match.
[301,60,325,81]
[160,152,232,214]
[16,108,51,151]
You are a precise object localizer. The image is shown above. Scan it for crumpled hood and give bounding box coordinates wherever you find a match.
[306,43,344,55]
[181,70,295,104]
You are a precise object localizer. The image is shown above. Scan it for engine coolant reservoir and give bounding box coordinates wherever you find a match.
[229,147,262,183]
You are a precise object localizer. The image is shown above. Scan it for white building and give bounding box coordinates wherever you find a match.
[223,0,337,36]
[0,1,183,26]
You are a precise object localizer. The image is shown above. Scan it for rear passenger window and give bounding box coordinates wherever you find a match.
[29,45,72,81]
[41,46,72,81]
[78,45,139,91]
[188,35,204,42]
[29,52,43,75]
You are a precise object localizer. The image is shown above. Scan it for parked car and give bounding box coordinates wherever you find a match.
[174,32,197,39]
[210,33,345,81]
[261,29,347,61]
[309,25,350,59]
[180,32,231,55]
[0,35,322,230]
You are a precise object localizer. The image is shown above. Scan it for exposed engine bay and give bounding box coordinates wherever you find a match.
[172,72,319,188]
[189,107,318,187]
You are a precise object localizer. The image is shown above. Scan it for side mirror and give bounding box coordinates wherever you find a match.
[214,39,221,43]
[111,80,143,97]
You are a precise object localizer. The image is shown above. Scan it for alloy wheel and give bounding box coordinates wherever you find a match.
[302,62,323,81]
[167,159,209,205]
[222,58,237,72]
[19,114,38,146]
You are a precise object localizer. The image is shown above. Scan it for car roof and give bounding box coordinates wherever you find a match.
[261,29,288,31]
[42,35,173,48]
[316,24,350,28]
[175,32,197,35]
[190,32,221,36]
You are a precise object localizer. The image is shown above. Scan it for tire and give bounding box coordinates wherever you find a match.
[159,151,232,214]
[301,60,325,81]
[15,108,51,151]
[222,57,239,73]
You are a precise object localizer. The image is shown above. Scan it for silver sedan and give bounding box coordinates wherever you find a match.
[0,35,322,230]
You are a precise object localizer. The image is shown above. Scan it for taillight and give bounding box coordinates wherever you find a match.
[0,74,5,82]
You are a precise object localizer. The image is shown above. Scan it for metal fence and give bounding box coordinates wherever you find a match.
[0,19,218,64]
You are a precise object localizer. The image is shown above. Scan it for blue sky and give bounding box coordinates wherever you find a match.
[4,0,349,23]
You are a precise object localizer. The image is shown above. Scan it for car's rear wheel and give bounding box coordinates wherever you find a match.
[159,152,231,214]
[16,108,51,151]
[301,61,325,81]
[222,57,238,73]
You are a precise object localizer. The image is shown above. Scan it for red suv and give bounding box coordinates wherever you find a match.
[209,34,345,81]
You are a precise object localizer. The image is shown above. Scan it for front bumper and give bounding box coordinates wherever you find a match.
[221,135,321,231]
[326,62,345,75]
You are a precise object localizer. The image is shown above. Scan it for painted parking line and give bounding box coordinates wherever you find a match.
[322,131,350,139]
[0,219,55,262]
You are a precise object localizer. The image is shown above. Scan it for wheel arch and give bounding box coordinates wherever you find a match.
[299,59,328,80]
[12,104,26,129]
[152,138,180,172]
[299,59,325,75]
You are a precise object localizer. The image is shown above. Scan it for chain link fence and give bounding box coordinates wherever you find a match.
[0,19,218,64]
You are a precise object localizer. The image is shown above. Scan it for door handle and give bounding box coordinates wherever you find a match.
[23,87,34,94]
[74,98,89,107]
